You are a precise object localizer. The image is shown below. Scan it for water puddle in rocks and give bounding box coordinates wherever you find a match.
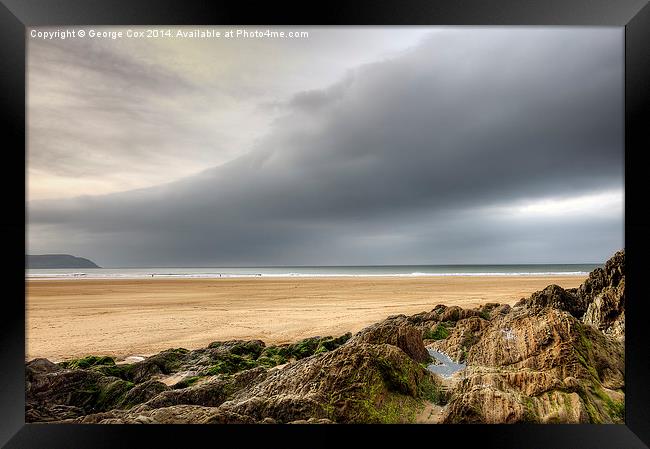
[119,356,145,364]
[426,348,466,378]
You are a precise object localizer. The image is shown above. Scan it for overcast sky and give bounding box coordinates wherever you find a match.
[27,27,624,267]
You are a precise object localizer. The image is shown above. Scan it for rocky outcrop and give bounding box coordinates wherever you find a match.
[76,404,257,424]
[26,328,439,424]
[433,305,624,423]
[49,342,442,424]
[349,316,431,363]
[218,342,441,423]
[430,250,626,424]
[120,380,170,408]
[25,357,136,422]
[579,251,625,340]
[516,284,588,318]
[25,250,624,424]
[145,368,267,409]
[515,249,625,339]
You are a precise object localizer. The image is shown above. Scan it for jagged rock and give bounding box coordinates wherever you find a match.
[76,404,256,424]
[514,250,625,338]
[146,367,267,408]
[429,316,488,362]
[439,306,481,322]
[26,404,85,423]
[120,380,170,408]
[405,310,441,324]
[515,284,586,318]
[128,348,190,383]
[59,355,116,370]
[436,308,624,422]
[431,251,625,424]
[441,374,589,423]
[350,317,431,363]
[256,333,353,366]
[26,358,61,377]
[577,250,624,300]
[207,340,266,357]
[25,365,136,422]
[580,251,625,339]
[219,342,442,423]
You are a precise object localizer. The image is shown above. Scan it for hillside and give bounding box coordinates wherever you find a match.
[26,254,100,269]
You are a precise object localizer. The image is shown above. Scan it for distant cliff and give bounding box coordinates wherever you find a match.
[26,254,100,269]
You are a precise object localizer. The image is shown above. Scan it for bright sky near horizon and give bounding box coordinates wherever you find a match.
[27,26,624,266]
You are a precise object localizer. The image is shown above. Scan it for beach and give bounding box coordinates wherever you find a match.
[26,275,587,361]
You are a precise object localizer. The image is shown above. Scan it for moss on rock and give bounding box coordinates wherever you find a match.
[424,323,450,340]
[59,355,116,370]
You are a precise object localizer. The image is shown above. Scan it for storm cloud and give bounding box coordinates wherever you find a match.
[27,28,624,266]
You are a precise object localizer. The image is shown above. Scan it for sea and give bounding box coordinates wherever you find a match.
[26,264,601,280]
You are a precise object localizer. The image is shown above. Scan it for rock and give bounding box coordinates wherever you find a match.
[256,333,353,367]
[439,306,480,322]
[59,355,116,370]
[580,252,625,339]
[219,342,442,423]
[405,310,440,324]
[77,404,256,424]
[26,358,61,377]
[429,316,488,363]
[577,250,624,301]
[74,340,441,425]
[430,250,625,424]
[26,403,85,423]
[479,303,511,318]
[207,340,266,358]
[514,250,625,338]
[25,365,136,422]
[129,348,190,383]
[350,317,431,363]
[145,368,267,408]
[515,284,586,318]
[441,376,588,424]
[120,380,170,408]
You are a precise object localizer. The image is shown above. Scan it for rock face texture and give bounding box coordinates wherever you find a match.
[26,330,442,424]
[25,251,625,424]
[579,251,626,340]
[348,317,431,363]
[428,250,626,423]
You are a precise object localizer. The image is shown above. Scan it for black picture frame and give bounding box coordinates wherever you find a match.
[2,0,649,447]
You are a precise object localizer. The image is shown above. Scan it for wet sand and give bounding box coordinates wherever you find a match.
[26,275,586,361]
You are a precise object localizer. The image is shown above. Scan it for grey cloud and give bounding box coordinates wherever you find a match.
[286,74,355,112]
[28,28,624,266]
[27,36,239,189]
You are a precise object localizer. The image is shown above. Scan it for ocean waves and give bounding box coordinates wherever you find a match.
[26,267,594,280]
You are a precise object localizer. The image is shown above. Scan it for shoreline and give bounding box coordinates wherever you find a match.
[26,272,592,281]
[26,275,587,361]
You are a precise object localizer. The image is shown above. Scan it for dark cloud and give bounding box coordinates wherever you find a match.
[28,28,624,266]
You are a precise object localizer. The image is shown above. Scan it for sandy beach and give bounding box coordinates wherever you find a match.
[26,275,586,361]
